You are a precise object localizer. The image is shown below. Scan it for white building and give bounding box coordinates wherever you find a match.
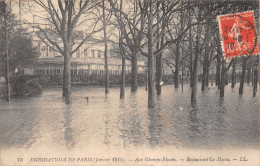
[33,30,145,77]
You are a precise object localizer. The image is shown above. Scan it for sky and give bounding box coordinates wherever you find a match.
[9,0,113,40]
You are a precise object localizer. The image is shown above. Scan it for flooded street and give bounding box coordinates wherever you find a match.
[0,84,259,151]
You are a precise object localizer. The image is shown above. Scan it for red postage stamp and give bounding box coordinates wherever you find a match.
[218,11,259,58]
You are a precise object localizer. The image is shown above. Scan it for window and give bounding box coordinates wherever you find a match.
[98,50,101,58]
[91,50,95,58]
[84,49,88,57]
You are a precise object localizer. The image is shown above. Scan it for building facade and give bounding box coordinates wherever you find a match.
[33,31,145,78]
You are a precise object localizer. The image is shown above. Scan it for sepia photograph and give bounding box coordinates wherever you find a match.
[0,0,259,165]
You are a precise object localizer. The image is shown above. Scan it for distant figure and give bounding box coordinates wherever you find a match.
[85,96,89,102]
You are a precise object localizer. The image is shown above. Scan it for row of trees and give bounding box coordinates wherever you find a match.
[108,0,259,107]
[1,0,259,108]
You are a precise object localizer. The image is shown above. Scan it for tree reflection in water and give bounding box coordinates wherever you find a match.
[63,106,75,150]
[0,84,259,150]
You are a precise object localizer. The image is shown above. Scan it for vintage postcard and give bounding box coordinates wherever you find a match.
[0,0,259,166]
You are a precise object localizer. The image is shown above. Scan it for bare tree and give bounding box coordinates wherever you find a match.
[191,4,202,103]
[109,0,148,92]
[143,0,197,95]
[239,56,250,94]
[231,58,237,88]
[164,15,189,89]
[147,0,155,108]
[155,1,163,95]
[118,0,125,99]
[102,0,109,94]
[31,0,102,104]
[201,14,213,91]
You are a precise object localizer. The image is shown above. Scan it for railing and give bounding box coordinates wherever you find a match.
[38,56,145,66]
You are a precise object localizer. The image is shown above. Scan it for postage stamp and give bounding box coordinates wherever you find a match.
[218,11,259,58]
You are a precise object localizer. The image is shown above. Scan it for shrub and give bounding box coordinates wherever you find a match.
[10,75,42,97]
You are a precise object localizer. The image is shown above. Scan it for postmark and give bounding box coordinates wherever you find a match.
[218,11,259,58]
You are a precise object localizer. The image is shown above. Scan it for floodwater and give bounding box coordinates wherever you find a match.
[0,84,259,151]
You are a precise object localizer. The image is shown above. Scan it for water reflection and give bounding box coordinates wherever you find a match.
[119,92,149,148]
[147,96,165,147]
[0,106,39,148]
[103,94,111,146]
[119,100,127,148]
[63,106,75,149]
[187,103,201,147]
[0,84,259,150]
[148,107,161,147]
[103,112,111,146]
[215,98,228,147]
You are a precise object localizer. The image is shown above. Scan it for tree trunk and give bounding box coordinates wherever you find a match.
[190,69,193,87]
[191,7,201,103]
[120,57,125,99]
[131,54,138,92]
[63,45,71,104]
[247,68,251,84]
[119,0,124,98]
[103,0,109,94]
[145,68,148,91]
[156,54,162,95]
[239,57,247,94]
[148,1,155,108]
[175,43,179,88]
[216,54,221,88]
[251,66,254,85]
[3,1,10,101]
[190,65,193,87]
[253,69,258,97]
[155,4,162,95]
[225,69,228,85]
[191,53,199,103]
[206,63,209,87]
[181,64,184,93]
[204,14,211,88]
[201,61,207,91]
[220,60,225,97]
[231,60,236,88]
[201,15,210,91]
[189,8,193,88]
